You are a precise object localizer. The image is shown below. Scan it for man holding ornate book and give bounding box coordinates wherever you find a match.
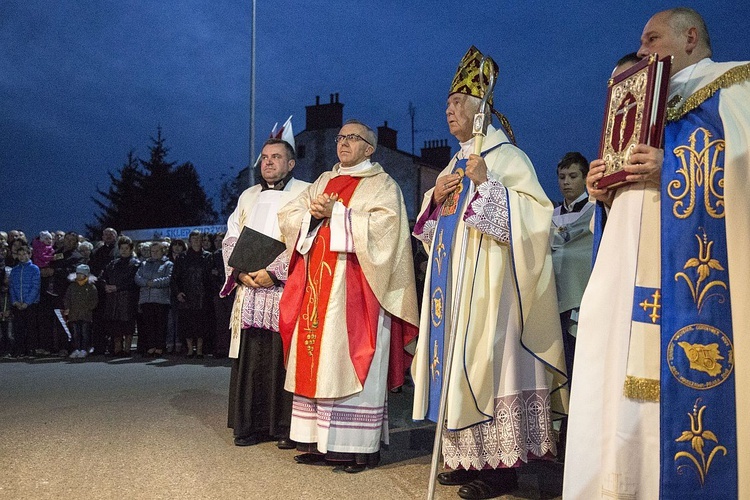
[565,8,750,499]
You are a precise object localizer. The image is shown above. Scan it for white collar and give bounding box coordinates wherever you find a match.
[563,191,588,212]
[457,124,497,159]
[669,58,712,102]
[339,158,372,174]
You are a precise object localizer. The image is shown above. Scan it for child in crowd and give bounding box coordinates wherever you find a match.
[32,231,56,296]
[9,244,40,358]
[64,264,98,359]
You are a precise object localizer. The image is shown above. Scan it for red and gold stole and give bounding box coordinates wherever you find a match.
[281,175,379,397]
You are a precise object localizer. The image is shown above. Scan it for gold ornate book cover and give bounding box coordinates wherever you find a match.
[598,54,672,189]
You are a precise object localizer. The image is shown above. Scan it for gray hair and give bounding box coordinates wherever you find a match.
[343,119,378,152]
[78,241,94,252]
[665,7,712,56]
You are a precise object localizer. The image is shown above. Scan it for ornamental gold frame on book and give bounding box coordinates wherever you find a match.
[598,53,672,189]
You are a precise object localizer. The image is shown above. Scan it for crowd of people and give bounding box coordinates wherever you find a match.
[0,227,233,361]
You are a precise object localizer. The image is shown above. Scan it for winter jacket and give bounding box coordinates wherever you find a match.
[64,279,99,322]
[135,256,173,305]
[9,261,41,305]
[171,248,212,310]
[101,256,140,322]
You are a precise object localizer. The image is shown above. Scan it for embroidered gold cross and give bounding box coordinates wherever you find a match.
[640,289,661,323]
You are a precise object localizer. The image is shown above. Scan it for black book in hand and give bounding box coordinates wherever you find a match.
[228,227,286,273]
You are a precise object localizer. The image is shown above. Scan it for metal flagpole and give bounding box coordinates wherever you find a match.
[425,57,496,500]
[248,0,256,187]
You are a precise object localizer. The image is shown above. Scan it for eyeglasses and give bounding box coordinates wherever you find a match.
[335,134,372,146]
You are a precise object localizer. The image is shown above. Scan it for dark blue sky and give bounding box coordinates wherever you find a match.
[2,1,748,237]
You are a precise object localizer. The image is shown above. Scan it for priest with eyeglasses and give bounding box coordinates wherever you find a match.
[277,119,419,473]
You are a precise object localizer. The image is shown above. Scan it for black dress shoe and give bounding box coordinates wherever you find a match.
[234,435,259,446]
[334,463,367,474]
[457,471,518,500]
[276,437,296,450]
[437,469,479,486]
[294,453,328,466]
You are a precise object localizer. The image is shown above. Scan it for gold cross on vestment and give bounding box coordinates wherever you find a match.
[640,289,661,323]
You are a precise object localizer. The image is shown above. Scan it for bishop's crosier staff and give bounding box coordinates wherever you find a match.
[425,56,496,500]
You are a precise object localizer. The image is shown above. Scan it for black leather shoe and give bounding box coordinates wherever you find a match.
[437,469,479,486]
[294,453,328,466]
[457,471,518,500]
[339,463,367,473]
[276,437,296,450]
[233,435,259,446]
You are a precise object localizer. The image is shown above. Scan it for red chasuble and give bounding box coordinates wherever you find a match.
[279,175,381,398]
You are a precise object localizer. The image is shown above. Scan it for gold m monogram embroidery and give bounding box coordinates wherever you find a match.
[668,127,725,219]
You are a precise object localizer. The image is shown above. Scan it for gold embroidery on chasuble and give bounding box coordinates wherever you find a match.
[674,399,729,487]
[668,127,725,219]
[431,340,441,382]
[666,324,733,390]
[294,176,361,394]
[674,228,727,314]
[666,63,750,122]
[639,289,662,323]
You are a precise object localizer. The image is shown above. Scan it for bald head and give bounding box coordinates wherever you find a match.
[638,8,712,76]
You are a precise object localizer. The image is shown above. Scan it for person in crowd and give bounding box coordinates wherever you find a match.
[101,236,140,357]
[0,244,13,357]
[32,231,56,279]
[6,233,27,268]
[171,230,212,359]
[411,46,567,499]
[201,232,215,253]
[33,231,56,298]
[135,241,173,358]
[47,231,82,355]
[211,232,231,358]
[77,241,93,264]
[9,244,40,358]
[63,263,98,359]
[166,238,187,354]
[222,138,310,448]
[564,8,750,498]
[550,152,594,380]
[200,233,217,355]
[89,227,119,355]
[53,231,65,251]
[5,230,21,267]
[278,121,419,473]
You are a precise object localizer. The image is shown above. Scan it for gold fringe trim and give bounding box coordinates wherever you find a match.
[492,109,516,146]
[667,63,750,122]
[623,375,660,402]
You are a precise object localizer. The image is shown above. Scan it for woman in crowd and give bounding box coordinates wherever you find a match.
[166,239,187,354]
[101,236,140,356]
[135,241,172,358]
[171,231,211,358]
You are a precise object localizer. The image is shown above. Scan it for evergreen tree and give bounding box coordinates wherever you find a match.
[87,150,143,236]
[89,127,217,234]
[218,167,249,221]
